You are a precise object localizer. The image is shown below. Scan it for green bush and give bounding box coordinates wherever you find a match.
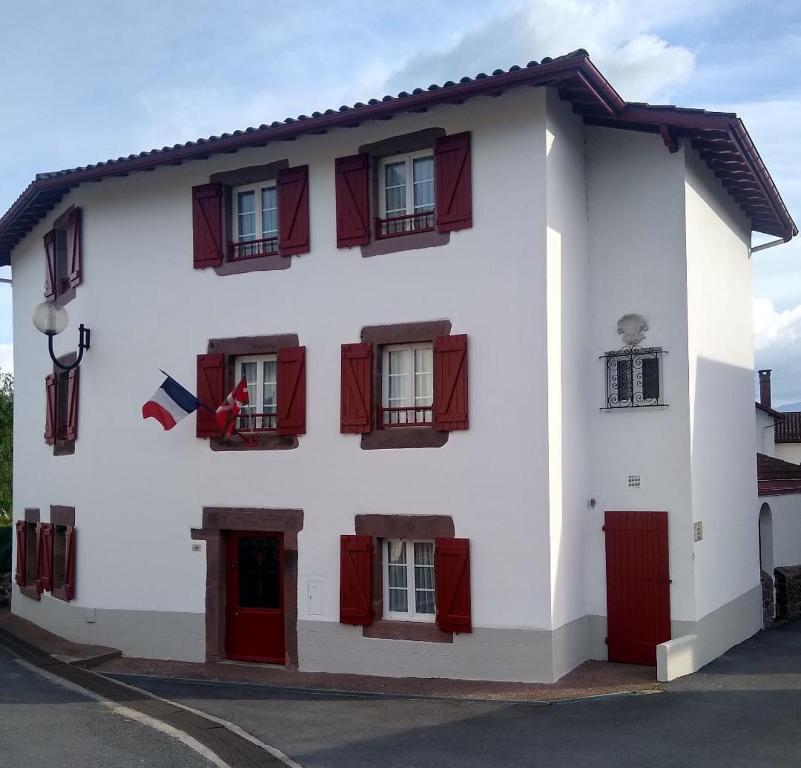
[0,526,10,573]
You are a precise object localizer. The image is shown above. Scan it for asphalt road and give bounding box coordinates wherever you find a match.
[0,644,207,768]
[113,621,801,768]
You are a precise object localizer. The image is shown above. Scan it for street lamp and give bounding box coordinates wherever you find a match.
[32,302,91,372]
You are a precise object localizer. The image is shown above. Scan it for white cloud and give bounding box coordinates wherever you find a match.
[753,297,801,350]
[382,0,709,103]
[0,344,12,375]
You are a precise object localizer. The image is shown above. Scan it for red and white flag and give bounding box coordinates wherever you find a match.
[215,377,249,436]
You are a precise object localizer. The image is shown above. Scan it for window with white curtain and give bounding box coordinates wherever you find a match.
[381,343,433,426]
[383,539,436,621]
[232,183,279,257]
[377,151,435,237]
[234,354,277,431]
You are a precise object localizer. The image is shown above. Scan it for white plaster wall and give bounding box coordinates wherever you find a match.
[11,87,556,637]
[759,495,801,569]
[755,408,776,456]
[775,443,801,464]
[585,128,696,625]
[684,144,761,621]
[545,91,591,634]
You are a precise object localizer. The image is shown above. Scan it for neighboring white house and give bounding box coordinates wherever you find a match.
[754,370,801,605]
[1,50,797,683]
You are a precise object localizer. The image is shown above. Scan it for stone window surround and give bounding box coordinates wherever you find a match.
[19,508,40,601]
[358,128,450,258]
[355,513,454,643]
[360,319,452,450]
[209,160,290,276]
[206,334,299,452]
[191,506,304,666]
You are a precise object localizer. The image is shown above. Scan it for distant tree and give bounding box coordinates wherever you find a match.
[0,373,11,526]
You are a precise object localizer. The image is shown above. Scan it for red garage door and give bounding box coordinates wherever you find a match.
[604,511,671,665]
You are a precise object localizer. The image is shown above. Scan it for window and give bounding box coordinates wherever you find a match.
[340,523,472,635]
[232,183,279,260]
[193,165,310,270]
[234,354,278,432]
[377,151,435,238]
[380,343,434,427]
[15,519,39,595]
[383,539,436,622]
[197,337,306,448]
[43,207,82,303]
[45,366,78,453]
[340,324,468,449]
[24,522,37,587]
[49,506,76,601]
[603,347,665,408]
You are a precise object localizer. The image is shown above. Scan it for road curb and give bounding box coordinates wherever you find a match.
[0,625,302,768]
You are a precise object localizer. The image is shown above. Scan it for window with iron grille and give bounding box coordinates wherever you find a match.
[377,151,435,239]
[383,539,436,622]
[232,183,279,260]
[602,347,666,409]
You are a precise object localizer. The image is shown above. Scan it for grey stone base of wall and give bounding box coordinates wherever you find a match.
[11,587,205,662]
[671,585,762,672]
[300,615,609,684]
[9,585,760,682]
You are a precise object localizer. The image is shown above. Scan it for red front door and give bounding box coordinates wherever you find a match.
[225,531,285,664]
[604,511,671,666]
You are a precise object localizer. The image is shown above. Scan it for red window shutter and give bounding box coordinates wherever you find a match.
[14,521,26,587]
[45,374,57,445]
[35,523,54,594]
[66,207,82,288]
[65,368,79,442]
[435,538,472,633]
[434,132,472,232]
[340,534,373,625]
[196,353,226,437]
[277,165,310,257]
[192,183,224,269]
[434,334,468,431]
[335,154,370,248]
[277,346,306,436]
[43,230,56,301]
[340,343,372,434]
[64,526,76,601]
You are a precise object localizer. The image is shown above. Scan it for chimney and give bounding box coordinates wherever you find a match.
[758,369,772,409]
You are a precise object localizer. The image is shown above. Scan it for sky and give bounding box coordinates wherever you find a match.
[0,0,799,400]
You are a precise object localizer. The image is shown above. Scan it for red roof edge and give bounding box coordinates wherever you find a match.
[0,49,795,263]
[756,401,784,419]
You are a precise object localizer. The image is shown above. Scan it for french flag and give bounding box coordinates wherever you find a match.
[142,374,200,431]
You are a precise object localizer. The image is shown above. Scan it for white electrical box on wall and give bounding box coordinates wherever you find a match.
[307,579,324,616]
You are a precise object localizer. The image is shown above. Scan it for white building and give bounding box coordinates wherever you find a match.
[1,50,797,683]
[754,370,801,614]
